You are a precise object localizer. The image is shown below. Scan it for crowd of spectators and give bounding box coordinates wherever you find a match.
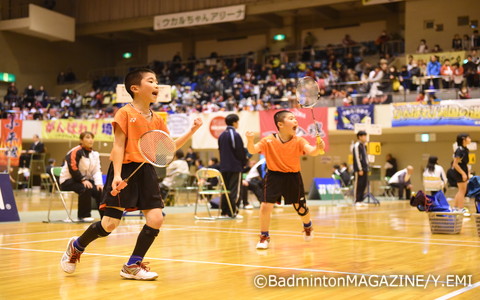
[1,30,480,119]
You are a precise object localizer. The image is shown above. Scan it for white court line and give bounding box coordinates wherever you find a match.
[435,281,480,299]
[5,224,480,247]
[2,226,479,248]
[0,246,472,287]
[170,224,480,244]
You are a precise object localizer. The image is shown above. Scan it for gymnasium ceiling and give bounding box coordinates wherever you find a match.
[74,0,404,43]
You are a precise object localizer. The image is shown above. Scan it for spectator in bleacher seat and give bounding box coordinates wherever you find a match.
[399,65,411,91]
[65,68,76,82]
[452,34,463,51]
[458,87,471,99]
[303,32,317,48]
[416,91,426,103]
[389,66,401,92]
[426,55,441,89]
[406,55,415,72]
[472,30,479,49]
[364,64,384,103]
[375,31,390,55]
[452,62,465,89]
[57,71,66,84]
[440,59,454,89]
[416,39,429,54]
[463,34,471,50]
[35,85,49,108]
[427,93,441,105]
[342,34,357,54]
[431,44,443,53]
[23,84,36,109]
[302,32,317,62]
[4,82,18,107]
[463,55,478,87]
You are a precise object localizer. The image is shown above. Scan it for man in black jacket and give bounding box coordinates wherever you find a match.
[218,114,247,217]
[352,131,368,204]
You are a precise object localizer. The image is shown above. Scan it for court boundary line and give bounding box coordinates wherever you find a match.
[435,281,480,299]
[2,223,479,245]
[1,226,480,248]
[0,245,476,289]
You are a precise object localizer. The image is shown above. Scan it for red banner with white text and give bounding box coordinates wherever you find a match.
[0,118,23,167]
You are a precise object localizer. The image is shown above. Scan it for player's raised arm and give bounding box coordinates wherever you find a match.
[304,138,325,157]
[175,117,203,150]
[246,131,260,154]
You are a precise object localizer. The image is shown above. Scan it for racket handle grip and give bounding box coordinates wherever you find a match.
[316,136,325,155]
[110,181,128,196]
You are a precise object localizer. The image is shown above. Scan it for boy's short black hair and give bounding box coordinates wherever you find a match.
[273,110,292,130]
[210,157,219,164]
[124,68,156,99]
[80,131,94,140]
[225,114,239,126]
[357,130,367,138]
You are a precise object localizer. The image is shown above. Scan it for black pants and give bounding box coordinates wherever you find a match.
[389,182,411,200]
[60,178,103,219]
[354,171,368,203]
[220,172,241,216]
[240,177,264,206]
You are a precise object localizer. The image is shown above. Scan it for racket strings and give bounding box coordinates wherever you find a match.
[296,77,319,107]
[139,131,175,167]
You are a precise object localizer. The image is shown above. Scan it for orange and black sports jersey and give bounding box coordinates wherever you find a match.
[256,134,308,173]
[111,104,169,164]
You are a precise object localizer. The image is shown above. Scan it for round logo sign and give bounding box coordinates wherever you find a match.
[209,116,227,139]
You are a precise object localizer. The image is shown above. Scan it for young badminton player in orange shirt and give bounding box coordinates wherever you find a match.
[246,110,324,249]
[61,68,202,280]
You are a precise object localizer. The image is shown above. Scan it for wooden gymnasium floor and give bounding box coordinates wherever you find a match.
[1,190,480,300]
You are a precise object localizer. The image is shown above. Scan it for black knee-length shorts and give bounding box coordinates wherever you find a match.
[101,162,164,211]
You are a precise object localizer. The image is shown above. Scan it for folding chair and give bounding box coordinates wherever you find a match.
[28,153,46,193]
[332,174,353,204]
[380,176,395,200]
[165,173,190,206]
[194,168,234,220]
[423,176,444,194]
[45,167,77,223]
[40,173,53,193]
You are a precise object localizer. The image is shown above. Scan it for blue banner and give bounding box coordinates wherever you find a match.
[308,178,343,200]
[336,105,374,130]
[0,174,20,222]
[392,100,480,127]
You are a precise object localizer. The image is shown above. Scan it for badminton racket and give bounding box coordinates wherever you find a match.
[111,130,176,196]
[296,76,325,154]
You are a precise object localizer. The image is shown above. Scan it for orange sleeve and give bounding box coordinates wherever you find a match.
[298,137,308,155]
[113,108,128,135]
[257,136,268,154]
[156,116,170,135]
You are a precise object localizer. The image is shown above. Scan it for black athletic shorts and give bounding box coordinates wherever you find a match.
[263,171,305,204]
[101,162,164,211]
[452,165,469,183]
